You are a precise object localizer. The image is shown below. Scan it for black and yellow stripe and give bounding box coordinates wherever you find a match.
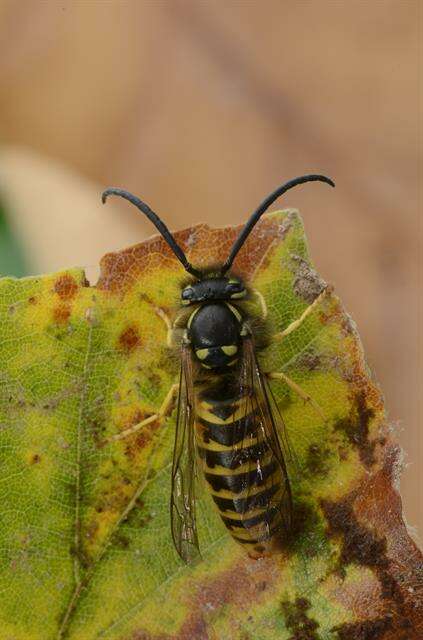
[195,390,285,556]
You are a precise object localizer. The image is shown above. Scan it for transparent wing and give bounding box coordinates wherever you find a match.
[236,337,293,539]
[170,343,200,563]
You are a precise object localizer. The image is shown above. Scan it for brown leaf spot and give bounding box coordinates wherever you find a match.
[304,443,331,477]
[133,420,160,452]
[135,510,153,529]
[321,498,388,572]
[291,255,327,304]
[288,500,322,557]
[10,558,18,571]
[130,634,162,640]
[114,533,130,549]
[296,350,322,371]
[28,296,37,304]
[31,454,41,464]
[87,415,106,449]
[322,495,418,636]
[115,410,161,459]
[118,326,142,353]
[54,274,78,300]
[341,315,355,335]
[281,597,322,640]
[53,304,71,324]
[333,616,393,640]
[129,557,280,639]
[334,391,376,467]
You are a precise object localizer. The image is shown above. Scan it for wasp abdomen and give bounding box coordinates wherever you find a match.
[195,391,285,557]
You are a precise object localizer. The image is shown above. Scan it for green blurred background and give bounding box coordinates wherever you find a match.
[0,202,26,276]
[0,0,421,532]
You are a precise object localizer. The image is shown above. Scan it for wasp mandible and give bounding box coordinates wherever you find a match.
[103,174,334,562]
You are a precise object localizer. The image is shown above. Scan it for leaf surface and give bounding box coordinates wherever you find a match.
[0,211,421,639]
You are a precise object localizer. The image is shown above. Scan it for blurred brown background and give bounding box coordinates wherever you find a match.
[0,1,421,532]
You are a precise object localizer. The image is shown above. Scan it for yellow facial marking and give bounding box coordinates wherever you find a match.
[196,348,209,360]
[230,290,246,299]
[221,345,238,356]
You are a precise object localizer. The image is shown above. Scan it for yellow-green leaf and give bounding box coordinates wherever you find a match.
[0,211,421,639]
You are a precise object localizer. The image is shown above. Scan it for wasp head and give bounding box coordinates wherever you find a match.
[181,277,247,306]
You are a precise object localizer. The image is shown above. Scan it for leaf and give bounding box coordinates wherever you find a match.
[0,210,421,640]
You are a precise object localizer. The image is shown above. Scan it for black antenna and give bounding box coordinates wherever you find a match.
[102,187,202,279]
[221,174,335,274]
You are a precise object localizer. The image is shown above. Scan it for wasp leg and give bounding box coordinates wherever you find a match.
[155,306,187,348]
[251,288,268,320]
[106,383,179,443]
[267,371,325,421]
[273,287,330,342]
[154,306,175,347]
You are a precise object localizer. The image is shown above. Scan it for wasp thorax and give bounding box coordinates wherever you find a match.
[181,277,246,306]
[187,302,242,369]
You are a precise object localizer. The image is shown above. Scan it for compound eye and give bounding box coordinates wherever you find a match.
[226,279,242,292]
[226,279,246,299]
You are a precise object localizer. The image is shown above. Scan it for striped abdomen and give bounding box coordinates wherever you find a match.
[195,389,286,557]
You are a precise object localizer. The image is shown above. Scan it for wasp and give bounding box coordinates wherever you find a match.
[102,174,334,562]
